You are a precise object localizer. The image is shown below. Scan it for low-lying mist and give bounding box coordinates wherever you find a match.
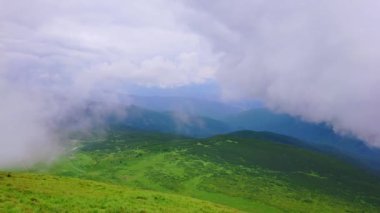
[185,0,380,147]
[1,0,380,167]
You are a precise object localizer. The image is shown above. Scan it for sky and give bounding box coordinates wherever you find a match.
[1,0,380,167]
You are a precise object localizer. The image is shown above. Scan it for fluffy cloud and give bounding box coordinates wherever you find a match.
[0,0,218,91]
[185,0,380,147]
[0,0,218,167]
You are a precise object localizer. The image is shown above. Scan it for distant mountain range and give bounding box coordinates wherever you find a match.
[224,108,380,170]
[107,105,231,137]
[124,94,254,119]
[59,95,380,171]
[13,95,380,212]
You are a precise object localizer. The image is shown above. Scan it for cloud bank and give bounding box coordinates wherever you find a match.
[184,0,380,147]
[0,0,217,167]
[1,0,380,167]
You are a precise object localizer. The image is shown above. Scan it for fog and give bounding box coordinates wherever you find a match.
[1,0,380,167]
[185,0,380,147]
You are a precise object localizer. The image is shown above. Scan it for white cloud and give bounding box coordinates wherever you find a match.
[185,0,380,147]
[2,0,380,167]
[0,0,218,167]
[0,0,218,90]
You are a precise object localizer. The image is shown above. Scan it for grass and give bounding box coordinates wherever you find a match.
[0,171,238,212]
[28,129,380,212]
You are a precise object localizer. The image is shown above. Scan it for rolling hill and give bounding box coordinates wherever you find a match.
[225,108,380,170]
[60,103,380,172]
[31,129,380,212]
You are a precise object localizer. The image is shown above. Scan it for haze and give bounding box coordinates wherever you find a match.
[1,0,380,167]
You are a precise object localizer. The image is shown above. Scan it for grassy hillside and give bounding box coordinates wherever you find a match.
[32,130,380,212]
[0,172,237,212]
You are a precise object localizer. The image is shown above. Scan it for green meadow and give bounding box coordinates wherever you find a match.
[19,129,380,212]
[0,172,238,212]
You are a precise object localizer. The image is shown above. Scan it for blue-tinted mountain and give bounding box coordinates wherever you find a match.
[106,105,232,137]
[225,108,380,170]
[123,95,257,119]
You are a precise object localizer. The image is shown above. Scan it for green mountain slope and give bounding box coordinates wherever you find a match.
[0,172,237,212]
[32,130,380,212]
[225,108,380,170]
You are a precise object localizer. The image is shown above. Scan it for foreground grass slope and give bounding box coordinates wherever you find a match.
[0,172,237,212]
[33,130,380,212]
